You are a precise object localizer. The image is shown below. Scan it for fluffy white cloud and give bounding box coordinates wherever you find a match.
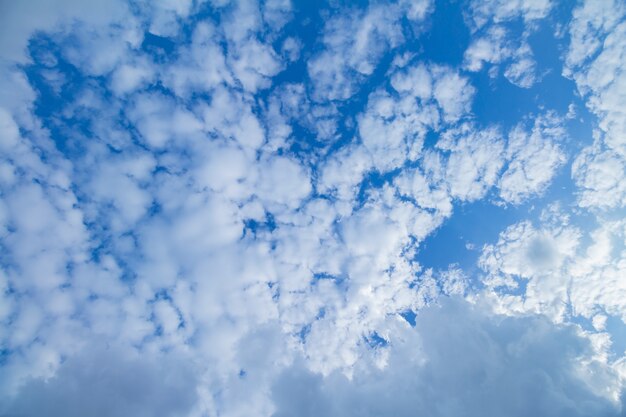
[1,0,625,416]
[437,124,505,202]
[572,144,626,209]
[463,25,510,71]
[468,0,553,30]
[476,209,626,405]
[503,42,538,88]
[464,0,551,88]
[162,22,234,97]
[480,218,579,281]
[465,28,539,88]
[393,166,453,217]
[272,299,624,417]
[256,155,312,211]
[566,221,626,323]
[307,1,432,101]
[565,0,626,209]
[431,66,476,121]
[564,0,625,74]
[1,344,200,417]
[127,92,204,149]
[479,207,626,340]
[568,19,626,156]
[498,113,567,203]
[110,58,155,95]
[202,91,265,151]
[320,62,475,204]
[0,0,128,62]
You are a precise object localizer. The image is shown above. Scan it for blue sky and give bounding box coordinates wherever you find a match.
[1,0,626,416]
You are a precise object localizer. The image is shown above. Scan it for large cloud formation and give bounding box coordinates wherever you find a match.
[0,0,625,416]
[272,300,623,417]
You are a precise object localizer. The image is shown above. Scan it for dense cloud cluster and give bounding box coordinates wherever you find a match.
[272,300,623,417]
[0,0,625,416]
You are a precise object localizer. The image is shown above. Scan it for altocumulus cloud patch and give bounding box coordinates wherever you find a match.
[0,0,626,416]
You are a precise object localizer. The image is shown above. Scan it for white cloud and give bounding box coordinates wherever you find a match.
[572,143,626,209]
[322,62,474,192]
[391,63,432,98]
[262,0,293,30]
[0,111,99,397]
[194,143,253,196]
[127,92,204,149]
[564,0,625,71]
[255,155,312,211]
[86,151,156,231]
[432,66,476,122]
[564,1,626,209]
[464,25,510,71]
[228,37,283,92]
[0,0,128,63]
[0,68,35,118]
[476,211,626,399]
[566,221,626,320]
[393,166,453,217]
[144,0,194,36]
[157,1,287,96]
[272,299,623,417]
[498,113,567,204]
[318,144,375,202]
[2,344,200,417]
[2,1,625,416]
[200,86,266,150]
[503,42,538,88]
[437,124,505,202]
[163,22,234,97]
[110,58,155,95]
[480,219,579,282]
[62,22,143,76]
[281,37,301,62]
[307,1,432,101]
[357,88,434,172]
[464,0,549,88]
[218,1,286,93]
[479,211,626,337]
[468,0,553,31]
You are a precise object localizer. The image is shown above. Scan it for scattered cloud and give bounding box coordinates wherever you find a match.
[498,113,567,203]
[307,0,432,101]
[565,1,626,209]
[463,0,552,88]
[0,0,625,415]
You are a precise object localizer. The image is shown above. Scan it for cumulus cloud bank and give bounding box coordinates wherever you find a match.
[272,300,623,417]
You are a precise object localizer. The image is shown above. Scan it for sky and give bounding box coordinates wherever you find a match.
[0,0,626,416]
